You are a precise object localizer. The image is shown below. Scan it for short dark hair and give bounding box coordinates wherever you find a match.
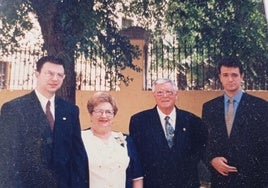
[36,56,65,72]
[218,57,244,75]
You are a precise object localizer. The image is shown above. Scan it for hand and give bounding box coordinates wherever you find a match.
[211,157,238,176]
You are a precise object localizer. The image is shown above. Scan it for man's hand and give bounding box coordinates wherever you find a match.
[211,157,238,176]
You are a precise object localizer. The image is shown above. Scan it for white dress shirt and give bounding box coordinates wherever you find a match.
[157,106,176,135]
[35,89,55,118]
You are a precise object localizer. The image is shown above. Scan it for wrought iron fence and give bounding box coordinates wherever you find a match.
[74,50,120,91]
[0,47,44,90]
[145,38,268,90]
[0,46,118,91]
[0,41,267,91]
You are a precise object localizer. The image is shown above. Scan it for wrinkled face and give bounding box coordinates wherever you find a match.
[91,102,115,134]
[219,66,243,95]
[153,82,178,113]
[35,62,65,98]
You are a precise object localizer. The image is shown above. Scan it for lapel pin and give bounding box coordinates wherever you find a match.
[183,128,186,131]
[63,117,67,120]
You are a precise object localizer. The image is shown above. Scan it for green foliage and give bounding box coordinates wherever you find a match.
[126,0,268,89]
[0,0,33,51]
[0,0,141,91]
[1,0,267,91]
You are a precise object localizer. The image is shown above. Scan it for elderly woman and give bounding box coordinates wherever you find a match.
[81,92,143,188]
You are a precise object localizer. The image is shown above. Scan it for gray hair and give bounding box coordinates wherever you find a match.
[152,78,178,92]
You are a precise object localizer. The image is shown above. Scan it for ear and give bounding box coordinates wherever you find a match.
[218,73,223,84]
[35,71,40,78]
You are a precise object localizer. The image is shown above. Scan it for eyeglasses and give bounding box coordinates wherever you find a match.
[155,90,175,96]
[43,71,65,79]
[93,109,114,117]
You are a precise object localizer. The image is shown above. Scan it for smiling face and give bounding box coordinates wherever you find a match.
[153,82,178,115]
[90,102,115,136]
[35,62,65,99]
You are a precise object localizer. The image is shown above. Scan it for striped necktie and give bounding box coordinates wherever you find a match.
[165,116,174,148]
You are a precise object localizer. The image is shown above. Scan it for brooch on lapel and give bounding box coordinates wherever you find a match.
[114,133,127,147]
[62,117,67,120]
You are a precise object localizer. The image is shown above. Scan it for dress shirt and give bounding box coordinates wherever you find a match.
[35,89,55,119]
[157,106,176,135]
[224,90,243,117]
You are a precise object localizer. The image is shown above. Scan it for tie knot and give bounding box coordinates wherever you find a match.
[165,116,170,121]
[47,100,51,107]
[228,98,234,104]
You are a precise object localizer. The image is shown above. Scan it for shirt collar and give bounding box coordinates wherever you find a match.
[224,90,244,104]
[35,89,55,112]
[157,106,176,122]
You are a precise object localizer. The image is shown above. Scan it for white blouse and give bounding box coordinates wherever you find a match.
[82,130,130,188]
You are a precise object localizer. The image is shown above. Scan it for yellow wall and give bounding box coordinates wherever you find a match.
[1,88,267,134]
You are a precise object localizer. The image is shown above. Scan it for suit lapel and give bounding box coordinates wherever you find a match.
[54,98,72,142]
[29,91,53,135]
[173,108,193,154]
[29,91,54,161]
[150,107,171,151]
[54,98,67,135]
[230,93,248,138]
[54,97,62,130]
[213,96,229,138]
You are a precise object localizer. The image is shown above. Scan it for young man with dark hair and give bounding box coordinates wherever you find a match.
[0,56,89,187]
[202,58,268,187]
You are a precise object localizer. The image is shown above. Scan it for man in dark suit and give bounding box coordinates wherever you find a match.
[129,78,207,188]
[0,56,89,187]
[202,57,268,187]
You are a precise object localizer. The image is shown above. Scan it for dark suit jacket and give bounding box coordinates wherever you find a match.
[0,91,89,188]
[202,93,268,188]
[129,106,207,188]
[125,134,143,188]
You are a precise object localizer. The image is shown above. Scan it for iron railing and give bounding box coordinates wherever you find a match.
[0,42,267,91]
[145,39,268,90]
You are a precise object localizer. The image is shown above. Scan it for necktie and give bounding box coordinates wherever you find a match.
[165,116,174,148]
[46,100,54,131]
[225,98,234,137]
